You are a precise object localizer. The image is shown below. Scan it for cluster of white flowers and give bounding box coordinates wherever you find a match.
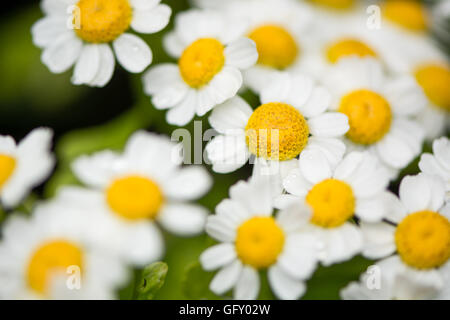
[0,0,448,300]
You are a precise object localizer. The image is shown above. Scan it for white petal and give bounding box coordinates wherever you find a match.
[261,73,314,108]
[234,266,260,300]
[72,44,101,85]
[113,33,152,73]
[277,234,318,279]
[300,86,331,118]
[158,203,208,236]
[163,166,212,201]
[166,90,197,125]
[303,137,346,169]
[433,137,450,171]
[224,38,258,69]
[31,17,67,48]
[162,32,185,57]
[229,180,273,215]
[268,265,306,300]
[206,215,237,242]
[399,173,445,212]
[299,149,332,184]
[319,224,363,266]
[356,192,395,223]
[206,133,249,173]
[276,203,311,233]
[419,154,449,180]
[41,0,75,15]
[283,168,312,197]
[71,151,121,188]
[208,96,252,134]
[215,199,250,227]
[273,194,301,210]
[200,243,236,271]
[307,112,349,138]
[42,33,82,73]
[360,222,396,259]
[89,44,115,87]
[210,260,242,295]
[131,4,171,34]
[384,76,427,116]
[130,0,160,10]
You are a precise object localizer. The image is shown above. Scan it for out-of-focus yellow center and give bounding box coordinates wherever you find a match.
[414,64,450,112]
[326,38,377,64]
[27,240,83,295]
[309,0,355,10]
[106,175,164,220]
[248,24,299,69]
[178,38,225,88]
[235,217,285,269]
[306,179,355,228]
[383,0,428,32]
[339,89,392,145]
[75,0,132,43]
[395,210,450,270]
[245,102,309,161]
[0,154,16,189]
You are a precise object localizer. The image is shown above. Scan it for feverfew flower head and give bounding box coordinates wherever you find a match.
[32,0,171,87]
[143,9,258,125]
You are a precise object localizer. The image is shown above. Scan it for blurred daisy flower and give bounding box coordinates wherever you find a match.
[143,9,258,125]
[353,173,450,299]
[323,57,427,177]
[32,0,171,87]
[200,179,318,300]
[275,151,391,266]
[0,201,128,299]
[0,128,54,209]
[61,131,211,267]
[206,72,349,175]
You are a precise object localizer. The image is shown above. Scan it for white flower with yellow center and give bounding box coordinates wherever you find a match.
[419,137,450,200]
[0,128,54,209]
[200,179,318,300]
[62,131,211,266]
[142,9,258,126]
[351,173,450,300]
[206,72,349,176]
[0,202,128,299]
[32,0,171,87]
[275,151,391,266]
[324,57,427,177]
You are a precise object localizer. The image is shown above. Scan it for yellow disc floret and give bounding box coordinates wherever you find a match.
[178,38,225,88]
[235,217,285,269]
[309,0,355,10]
[0,154,16,189]
[339,89,392,145]
[306,179,355,228]
[326,38,377,64]
[245,103,309,161]
[383,0,428,32]
[75,0,132,43]
[414,64,450,112]
[248,24,299,69]
[395,210,450,270]
[27,240,83,294]
[106,175,164,220]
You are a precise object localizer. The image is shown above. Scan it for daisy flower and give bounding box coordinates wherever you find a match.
[0,128,54,209]
[142,9,258,125]
[323,57,427,177]
[206,72,349,177]
[419,137,450,200]
[32,0,171,87]
[275,151,391,266]
[0,201,128,299]
[355,173,450,299]
[62,131,211,266]
[200,179,318,300]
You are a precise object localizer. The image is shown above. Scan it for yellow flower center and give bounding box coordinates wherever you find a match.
[306,179,355,228]
[75,0,132,43]
[309,0,355,10]
[235,217,285,269]
[383,0,428,32]
[248,24,299,70]
[106,175,164,220]
[178,38,225,88]
[0,154,16,189]
[339,89,392,145]
[245,102,309,161]
[395,210,450,270]
[27,240,83,295]
[326,38,377,64]
[414,64,450,112]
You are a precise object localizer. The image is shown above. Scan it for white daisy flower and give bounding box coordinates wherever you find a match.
[356,173,450,300]
[419,137,450,200]
[0,201,128,299]
[206,72,349,178]
[32,0,171,87]
[200,179,318,300]
[142,9,258,126]
[0,128,54,209]
[61,131,212,267]
[275,151,391,266]
[323,57,427,177]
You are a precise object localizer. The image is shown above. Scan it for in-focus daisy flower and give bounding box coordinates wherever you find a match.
[62,131,211,266]
[0,128,54,209]
[206,72,349,178]
[275,151,391,266]
[0,201,128,299]
[200,179,318,300]
[32,0,171,87]
[323,57,427,177]
[143,9,258,125]
[352,173,450,300]
[419,137,450,200]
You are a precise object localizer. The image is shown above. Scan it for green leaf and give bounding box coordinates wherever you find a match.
[182,262,222,300]
[137,262,169,300]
